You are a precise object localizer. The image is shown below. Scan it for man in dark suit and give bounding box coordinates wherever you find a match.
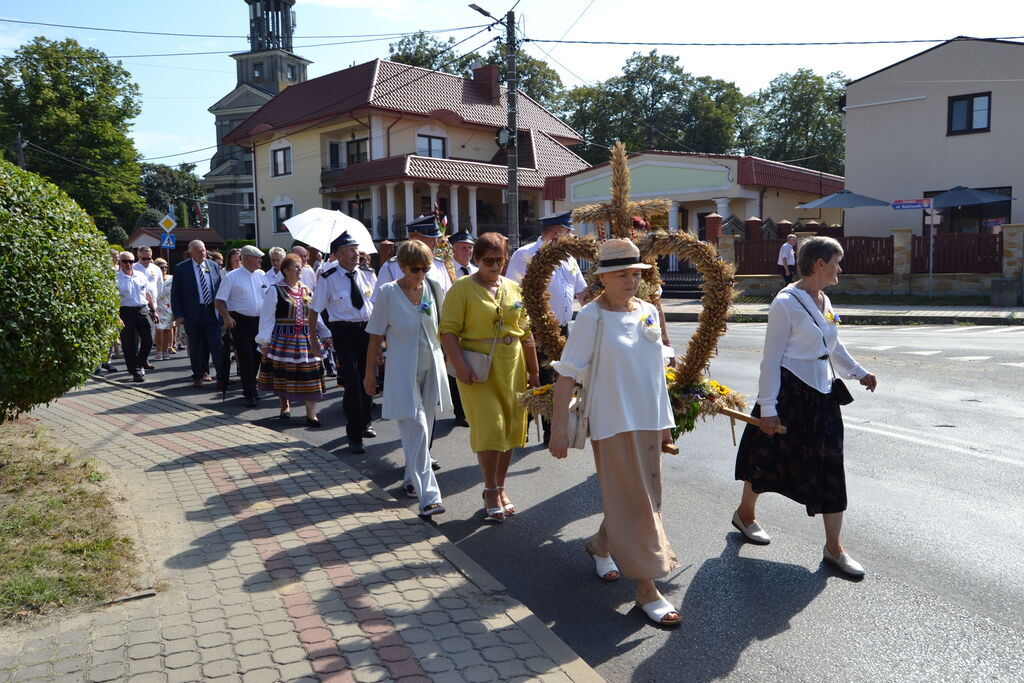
[171,239,225,389]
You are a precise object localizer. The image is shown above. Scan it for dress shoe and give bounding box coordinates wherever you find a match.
[244,396,258,408]
[305,416,321,428]
[454,417,469,428]
[101,362,117,373]
[349,442,365,455]
[142,362,155,370]
[823,546,865,578]
[430,460,442,472]
[362,427,376,439]
[325,368,337,377]
[732,511,771,545]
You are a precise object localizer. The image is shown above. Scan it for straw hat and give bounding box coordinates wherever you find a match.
[592,238,652,274]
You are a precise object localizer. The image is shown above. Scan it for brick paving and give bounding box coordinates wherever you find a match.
[0,380,599,683]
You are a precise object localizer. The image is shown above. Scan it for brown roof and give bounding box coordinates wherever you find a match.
[224,59,581,146]
[127,227,226,246]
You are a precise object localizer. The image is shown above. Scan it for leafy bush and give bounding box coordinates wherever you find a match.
[0,160,119,420]
[106,225,129,245]
[223,239,256,252]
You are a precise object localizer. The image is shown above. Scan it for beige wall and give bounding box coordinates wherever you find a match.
[844,40,1024,237]
[255,129,324,249]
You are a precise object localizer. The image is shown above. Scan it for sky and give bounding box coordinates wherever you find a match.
[1,0,1018,175]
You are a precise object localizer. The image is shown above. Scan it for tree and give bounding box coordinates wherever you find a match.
[0,37,144,233]
[481,44,563,110]
[135,208,164,229]
[387,31,481,77]
[0,159,119,420]
[139,162,204,229]
[106,225,129,245]
[738,69,846,175]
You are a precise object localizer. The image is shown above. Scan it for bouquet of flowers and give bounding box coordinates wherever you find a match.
[517,382,554,420]
[665,367,746,440]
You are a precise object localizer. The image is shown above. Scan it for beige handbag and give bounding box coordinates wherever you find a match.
[447,287,502,383]
[566,309,604,450]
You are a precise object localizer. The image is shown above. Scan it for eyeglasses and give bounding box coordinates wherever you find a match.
[139,257,152,261]
[120,259,135,264]
[479,257,505,267]
[407,266,429,273]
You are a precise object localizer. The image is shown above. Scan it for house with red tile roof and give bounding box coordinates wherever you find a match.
[223,59,590,247]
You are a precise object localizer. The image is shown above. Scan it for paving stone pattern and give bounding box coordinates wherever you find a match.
[0,381,595,683]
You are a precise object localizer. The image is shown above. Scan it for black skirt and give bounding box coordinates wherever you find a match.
[735,367,846,516]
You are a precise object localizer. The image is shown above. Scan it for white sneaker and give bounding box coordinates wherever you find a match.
[732,511,771,545]
[823,546,865,577]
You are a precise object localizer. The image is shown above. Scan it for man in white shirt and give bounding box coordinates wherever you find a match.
[310,232,377,454]
[372,216,451,302]
[133,246,162,370]
[265,246,286,286]
[116,251,157,383]
[215,245,269,407]
[292,245,318,291]
[777,233,798,285]
[506,211,589,444]
[450,230,478,278]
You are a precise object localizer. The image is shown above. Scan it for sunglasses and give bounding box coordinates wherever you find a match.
[139,257,152,261]
[120,259,135,264]
[479,257,505,267]
[407,266,429,274]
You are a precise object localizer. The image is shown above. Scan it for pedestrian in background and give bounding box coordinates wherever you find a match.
[115,251,158,383]
[257,253,328,426]
[265,246,286,286]
[777,233,798,286]
[733,236,877,578]
[171,239,225,389]
[209,251,224,268]
[548,238,680,627]
[225,248,242,272]
[133,246,162,370]
[440,232,540,523]
[152,258,175,360]
[447,230,477,427]
[363,240,451,515]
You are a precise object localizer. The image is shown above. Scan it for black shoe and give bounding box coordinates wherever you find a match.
[325,369,337,377]
[101,362,116,373]
[279,410,291,419]
[142,362,155,370]
[349,442,365,454]
[362,427,376,438]
[306,417,321,428]
[244,396,257,408]
[131,373,145,383]
[454,418,469,428]
[431,460,442,472]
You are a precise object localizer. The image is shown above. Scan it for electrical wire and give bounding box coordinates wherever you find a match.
[140,146,218,161]
[525,35,1024,47]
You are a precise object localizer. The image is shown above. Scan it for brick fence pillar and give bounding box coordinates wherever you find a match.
[718,234,736,266]
[1000,224,1023,280]
[892,227,912,295]
[745,216,762,241]
[777,219,793,239]
[705,213,722,246]
[803,220,820,235]
[376,240,395,269]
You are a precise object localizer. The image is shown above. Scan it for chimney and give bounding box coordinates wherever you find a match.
[472,63,501,104]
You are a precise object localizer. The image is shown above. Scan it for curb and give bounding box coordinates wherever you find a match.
[663,311,1024,326]
[86,375,604,682]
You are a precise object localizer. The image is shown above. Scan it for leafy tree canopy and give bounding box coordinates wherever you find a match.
[140,162,204,228]
[387,31,482,77]
[0,37,145,232]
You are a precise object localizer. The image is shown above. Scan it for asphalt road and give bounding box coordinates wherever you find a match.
[115,322,1024,681]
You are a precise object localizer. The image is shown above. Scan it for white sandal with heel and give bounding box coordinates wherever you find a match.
[482,487,505,523]
[496,486,516,516]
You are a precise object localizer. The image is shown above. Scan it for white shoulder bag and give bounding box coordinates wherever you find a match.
[566,308,604,450]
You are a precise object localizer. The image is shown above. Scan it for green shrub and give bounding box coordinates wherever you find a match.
[105,225,129,245]
[0,160,119,421]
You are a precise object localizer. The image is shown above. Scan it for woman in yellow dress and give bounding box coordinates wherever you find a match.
[440,232,540,523]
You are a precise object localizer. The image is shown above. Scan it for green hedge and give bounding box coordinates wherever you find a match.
[0,160,119,420]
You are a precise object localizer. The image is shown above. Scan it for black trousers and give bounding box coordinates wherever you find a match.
[536,323,571,442]
[779,265,794,285]
[119,306,153,374]
[185,304,223,381]
[449,376,465,421]
[329,320,372,442]
[229,313,260,399]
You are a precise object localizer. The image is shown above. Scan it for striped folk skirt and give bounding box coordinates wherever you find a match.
[258,323,325,402]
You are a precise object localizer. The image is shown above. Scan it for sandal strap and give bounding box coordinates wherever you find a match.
[638,598,680,625]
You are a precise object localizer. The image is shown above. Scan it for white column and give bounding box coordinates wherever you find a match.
[404,181,415,223]
[449,185,460,232]
[385,183,396,239]
[370,184,381,239]
[713,197,730,219]
[668,201,679,232]
[468,186,478,235]
[429,183,439,212]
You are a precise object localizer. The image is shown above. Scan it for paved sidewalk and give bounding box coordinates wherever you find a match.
[0,380,599,683]
[660,298,1024,325]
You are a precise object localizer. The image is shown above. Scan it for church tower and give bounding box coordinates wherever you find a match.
[202,0,310,241]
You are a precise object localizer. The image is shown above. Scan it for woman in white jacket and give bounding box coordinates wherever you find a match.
[732,236,877,578]
[363,240,452,516]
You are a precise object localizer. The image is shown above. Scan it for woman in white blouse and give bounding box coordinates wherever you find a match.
[548,239,681,627]
[733,236,877,578]
[363,240,451,516]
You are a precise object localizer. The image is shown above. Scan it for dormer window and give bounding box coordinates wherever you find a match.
[417,134,446,159]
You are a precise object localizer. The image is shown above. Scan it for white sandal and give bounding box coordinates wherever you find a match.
[482,487,505,523]
[636,598,681,627]
[496,486,516,516]
[585,541,620,582]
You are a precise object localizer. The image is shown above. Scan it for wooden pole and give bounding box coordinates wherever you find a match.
[717,406,787,435]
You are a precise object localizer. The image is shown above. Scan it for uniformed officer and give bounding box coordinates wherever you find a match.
[310,232,377,454]
[116,251,158,383]
[214,245,269,407]
[505,211,589,444]
[372,215,452,302]
[450,230,478,278]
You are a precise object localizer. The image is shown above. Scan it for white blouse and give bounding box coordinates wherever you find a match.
[551,300,675,441]
[757,284,868,417]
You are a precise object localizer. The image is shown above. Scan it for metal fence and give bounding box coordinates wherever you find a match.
[911,233,1003,273]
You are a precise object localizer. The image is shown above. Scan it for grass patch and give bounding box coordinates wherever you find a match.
[0,419,136,621]
[735,294,990,306]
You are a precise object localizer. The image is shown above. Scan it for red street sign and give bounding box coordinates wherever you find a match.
[892,199,932,210]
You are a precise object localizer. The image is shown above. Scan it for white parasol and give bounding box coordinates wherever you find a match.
[283,208,377,254]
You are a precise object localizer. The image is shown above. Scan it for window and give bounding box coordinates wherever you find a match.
[252,62,264,80]
[328,141,343,169]
[417,134,446,158]
[271,147,291,177]
[274,204,293,233]
[948,92,990,135]
[346,138,368,165]
[329,200,344,211]
[286,63,296,80]
[243,192,254,209]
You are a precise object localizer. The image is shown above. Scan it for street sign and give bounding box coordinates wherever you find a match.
[891,199,931,210]
[159,214,177,232]
[160,233,176,249]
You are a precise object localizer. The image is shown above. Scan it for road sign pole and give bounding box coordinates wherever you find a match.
[928,210,935,300]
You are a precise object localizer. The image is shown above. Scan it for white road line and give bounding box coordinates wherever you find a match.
[985,326,1024,333]
[901,350,943,355]
[845,423,1023,468]
[943,326,990,332]
[1000,362,1024,369]
[948,356,992,361]
[858,345,898,351]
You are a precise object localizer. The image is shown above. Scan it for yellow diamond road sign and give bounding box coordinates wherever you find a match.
[159,215,177,233]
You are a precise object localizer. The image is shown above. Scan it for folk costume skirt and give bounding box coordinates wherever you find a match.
[258,323,325,402]
[591,430,679,580]
[735,368,846,516]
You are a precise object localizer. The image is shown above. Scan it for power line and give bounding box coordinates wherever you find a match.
[140,146,218,161]
[525,35,1024,47]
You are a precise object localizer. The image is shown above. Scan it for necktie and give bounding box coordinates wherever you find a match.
[461,266,469,276]
[346,271,364,310]
[199,264,211,304]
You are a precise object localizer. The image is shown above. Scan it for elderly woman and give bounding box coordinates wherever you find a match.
[363,241,451,516]
[440,232,540,523]
[257,253,331,427]
[549,238,680,627]
[152,258,175,360]
[732,236,877,578]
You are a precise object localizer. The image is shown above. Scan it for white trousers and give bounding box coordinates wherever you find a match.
[399,366,442,510]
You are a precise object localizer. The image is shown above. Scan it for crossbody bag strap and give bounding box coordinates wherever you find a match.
[790,291,840,380]
[581,307,604,417]
[484,282,504,361]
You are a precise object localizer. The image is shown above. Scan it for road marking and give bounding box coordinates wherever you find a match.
[859,345,898,351]
[948,356,992,362]
[900,350,942,355]
[1000,362,1024,369]
[845,423,1023,468]
[986,326,1024,333]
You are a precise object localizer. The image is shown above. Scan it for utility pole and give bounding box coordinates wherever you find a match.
[14,124,25,169]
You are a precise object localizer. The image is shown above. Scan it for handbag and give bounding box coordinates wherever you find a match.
[566,308,604,449]
[791,292,854,406]
[447,285,502,382]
